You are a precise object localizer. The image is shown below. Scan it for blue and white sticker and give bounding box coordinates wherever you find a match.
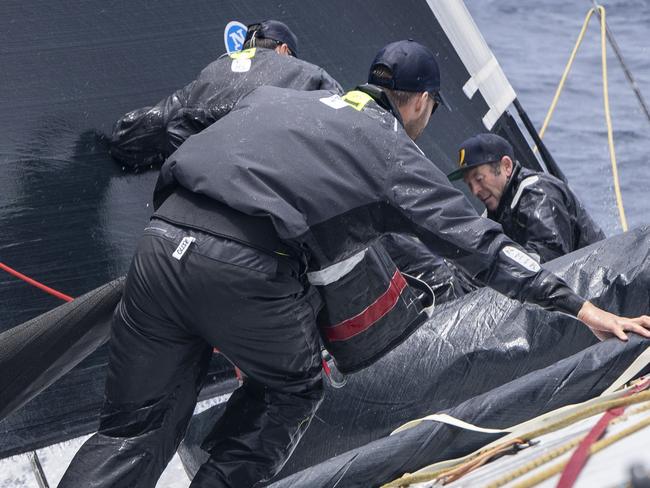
[224,21,248,54]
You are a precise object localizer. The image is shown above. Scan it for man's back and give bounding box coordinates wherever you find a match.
[489,165,605,262]
[110,48,342,169]
[156,86,403,267]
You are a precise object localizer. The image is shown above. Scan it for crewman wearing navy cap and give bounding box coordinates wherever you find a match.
[450,133,605,262]
[363,39,447,139]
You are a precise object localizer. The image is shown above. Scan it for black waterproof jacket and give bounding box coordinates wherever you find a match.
[110,48,342,169]
[488,164,606,263]
[154,85,586,317]
[379,233,469,303]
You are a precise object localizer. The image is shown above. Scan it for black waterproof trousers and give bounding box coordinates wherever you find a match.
[59,219,324,488]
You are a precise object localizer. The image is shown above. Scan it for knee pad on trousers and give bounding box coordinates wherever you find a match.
[98,395,170,438]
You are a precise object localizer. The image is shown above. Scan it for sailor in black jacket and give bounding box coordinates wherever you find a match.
[109,20,342,170]
[60,41,650,488]
[449,133,606,263]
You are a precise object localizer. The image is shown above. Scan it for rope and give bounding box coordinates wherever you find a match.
[535,6,628,231]
[482,389,650,488]
[596,6,628,231]
[0,261,70,488]
[381,439,526,488]
[479,401,650,488]
[381,388,650,487]
[556,378,650,488]
[538,8,596,141]
[426,438,526,485]
[591,0,650,126]
[437,439,526,484]
[0,261,246,382]
[0,261,73,302]
[511,411,650,488]
[555,406,624,488]
[485,436,585,488]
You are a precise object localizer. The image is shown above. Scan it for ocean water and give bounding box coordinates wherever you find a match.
[2,1,649,487]
[465,0,650,235]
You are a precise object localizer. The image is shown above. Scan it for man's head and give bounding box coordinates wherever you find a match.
[368,40,444,141]
[243,20,298,57]
[448,133,515,212]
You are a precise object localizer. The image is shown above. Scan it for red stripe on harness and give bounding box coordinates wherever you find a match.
[324,270,407,342]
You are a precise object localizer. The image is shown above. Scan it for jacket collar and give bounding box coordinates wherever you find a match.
[488,161,523,220]
[354,83,405,127]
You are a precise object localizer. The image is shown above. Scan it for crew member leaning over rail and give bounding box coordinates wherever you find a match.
[450,133,606,263]
[109,19,342,170]
[60,40,650,488]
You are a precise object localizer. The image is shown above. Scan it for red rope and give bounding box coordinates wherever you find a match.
[1,261,245,381]
[0,261,73,302]
[556,378,650,488]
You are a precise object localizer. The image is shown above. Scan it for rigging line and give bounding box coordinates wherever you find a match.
[0,262,71,487]
[596,6,628,231]
[535,6,628,231]
[512,410,650,488]
[28,451,50,488]
[513,98,567,183]
[592,0,650,126]
[381,383,650,487]
[483,401,650,488]
[538,8,596,141]
[0,261,73,302]
[556,406,626,488]
[486,381,650,488]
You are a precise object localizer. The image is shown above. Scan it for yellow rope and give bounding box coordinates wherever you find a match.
[538,8,596,140]
[484,436,584,488]
[597,6,628,231]
[485,401,650,488]
[380,390,650,488]
[511,410,650,488]
[536,6,628,231]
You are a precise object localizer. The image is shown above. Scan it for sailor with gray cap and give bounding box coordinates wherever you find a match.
[60,40,650,488]
[450,133,605,262]
[109,19,342,170]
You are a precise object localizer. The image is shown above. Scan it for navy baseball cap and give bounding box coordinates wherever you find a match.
[245,20,298,57]
[448,133,515,181]
[368,40,446,108]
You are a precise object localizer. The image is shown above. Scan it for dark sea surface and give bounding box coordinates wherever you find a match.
[465,0,650,234]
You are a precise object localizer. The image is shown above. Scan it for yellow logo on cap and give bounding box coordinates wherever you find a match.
[459,148,466,167]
